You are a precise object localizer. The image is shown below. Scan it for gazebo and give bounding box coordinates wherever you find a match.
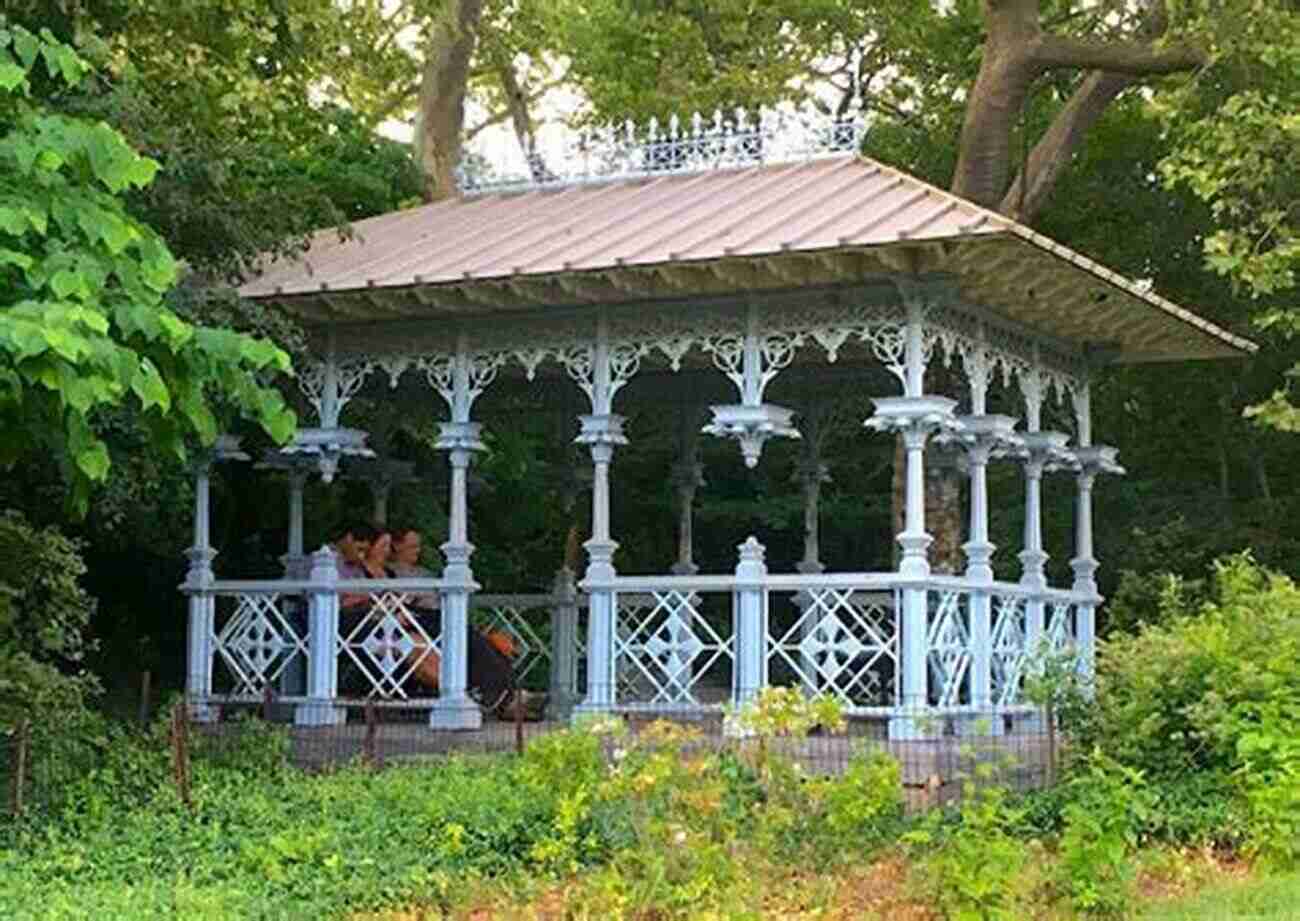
[182,111,1253,739]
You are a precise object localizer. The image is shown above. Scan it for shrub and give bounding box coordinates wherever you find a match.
[1073,554,1300,858]
[1079,554,1300,780]
[1053,751,1151,918]
[0,511,99,730]
[907,777,1030,920]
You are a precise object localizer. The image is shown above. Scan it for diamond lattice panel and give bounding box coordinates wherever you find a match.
[770,588,898,709]
[615,591,732,706]
[213,594,306,695]
[339,592,440,699]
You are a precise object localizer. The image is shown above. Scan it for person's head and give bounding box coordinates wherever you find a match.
[391,527,422,567]
[336,521,378,565]
[366,527,393,568]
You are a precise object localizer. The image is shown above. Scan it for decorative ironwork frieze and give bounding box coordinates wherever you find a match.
[456,103,868,197]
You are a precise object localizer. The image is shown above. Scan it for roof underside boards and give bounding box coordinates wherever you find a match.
[238,155,1255,363]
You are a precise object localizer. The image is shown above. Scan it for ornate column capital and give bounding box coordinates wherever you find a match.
[435,421,487,456]
[277,427,374,483]
[1018,431,1075,475]
[1072,444,1125,479]
[576,413,628,451]
[955,414,1022,462]
[703,303,799,467]
[865,395,964,444]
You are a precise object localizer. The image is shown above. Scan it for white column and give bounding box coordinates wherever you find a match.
[430,434,484,729]
[184,458,217,722]
[865,295,961,740]
[1017,362,1050,661]
[546,566,581,719]
[959,428,998,719]
[277,468,310,700]
[794,453,829,694]
[670,410,703,576]
[731,536,769,709]
[428,334,492,730]
[573,311,633,719]
[573,417,626,716]
[296,546,345,725]
[1071,381,1123,695]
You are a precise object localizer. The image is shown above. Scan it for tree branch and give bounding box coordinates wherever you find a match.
[1000,69,1134,221]
[1029,34,1206,76]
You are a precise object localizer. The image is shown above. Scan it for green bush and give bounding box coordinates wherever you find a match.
[0,510,99,730]
[1074,554,1300,858]
[906,778,1030,921]
[1052,752,1151,918]
[1080,554,1300,779]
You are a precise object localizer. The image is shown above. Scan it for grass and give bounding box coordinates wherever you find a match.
[1140,870,1300,921]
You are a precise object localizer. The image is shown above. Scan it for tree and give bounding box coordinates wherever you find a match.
[0,25,295,511]
[412,0,486,200]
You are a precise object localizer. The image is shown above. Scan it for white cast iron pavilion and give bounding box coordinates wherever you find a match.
[183,111,1253,738]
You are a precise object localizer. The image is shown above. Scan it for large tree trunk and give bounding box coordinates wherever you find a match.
[899,1,1206,578]
[416,0,485,202]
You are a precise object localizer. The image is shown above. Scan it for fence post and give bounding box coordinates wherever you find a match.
[170,703,191,809]
[8,718,30,819]
[546,567,580,721]
[297,547,345,727]
[363,700,380,769]
[138,670,152,727]
[731,536,768,710]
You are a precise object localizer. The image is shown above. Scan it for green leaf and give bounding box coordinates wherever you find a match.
[74,442,110,481]
[12,28,39,70]
[48,269,87,300]
[0,57,25,92]
[130,358,171,412]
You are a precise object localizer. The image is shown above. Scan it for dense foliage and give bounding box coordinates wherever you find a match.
[0,510,97,728]
[0,25,294,511]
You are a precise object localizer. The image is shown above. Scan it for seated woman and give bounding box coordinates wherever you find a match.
[350,524,515,713]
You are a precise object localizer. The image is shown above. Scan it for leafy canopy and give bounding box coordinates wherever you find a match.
[0,24,294,512]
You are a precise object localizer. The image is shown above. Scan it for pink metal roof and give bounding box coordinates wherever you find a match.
[238,155,1254,361]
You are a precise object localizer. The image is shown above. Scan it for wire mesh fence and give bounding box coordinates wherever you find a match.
[2,698,1061,826]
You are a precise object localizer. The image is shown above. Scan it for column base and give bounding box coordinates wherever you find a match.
[187,699,218,724]
[545,691,580,722]
[294,701,345,727]
[428,695,483,730]
[571,699,615,724]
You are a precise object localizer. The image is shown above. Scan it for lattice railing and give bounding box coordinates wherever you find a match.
[926,588,973,708]
[212,593,307,696]
[768,588,899,710]
[614,589,733,707]
[470,597,551,687]
[990,593,1028,707]
[1045,600,1079,660]
[337,591,441,700]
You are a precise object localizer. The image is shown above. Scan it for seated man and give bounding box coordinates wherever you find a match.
[333,521,377,580]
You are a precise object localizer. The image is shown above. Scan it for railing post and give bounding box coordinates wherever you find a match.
[297,547,345,726]
[547,567,580,720]
[731,537,769,709]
